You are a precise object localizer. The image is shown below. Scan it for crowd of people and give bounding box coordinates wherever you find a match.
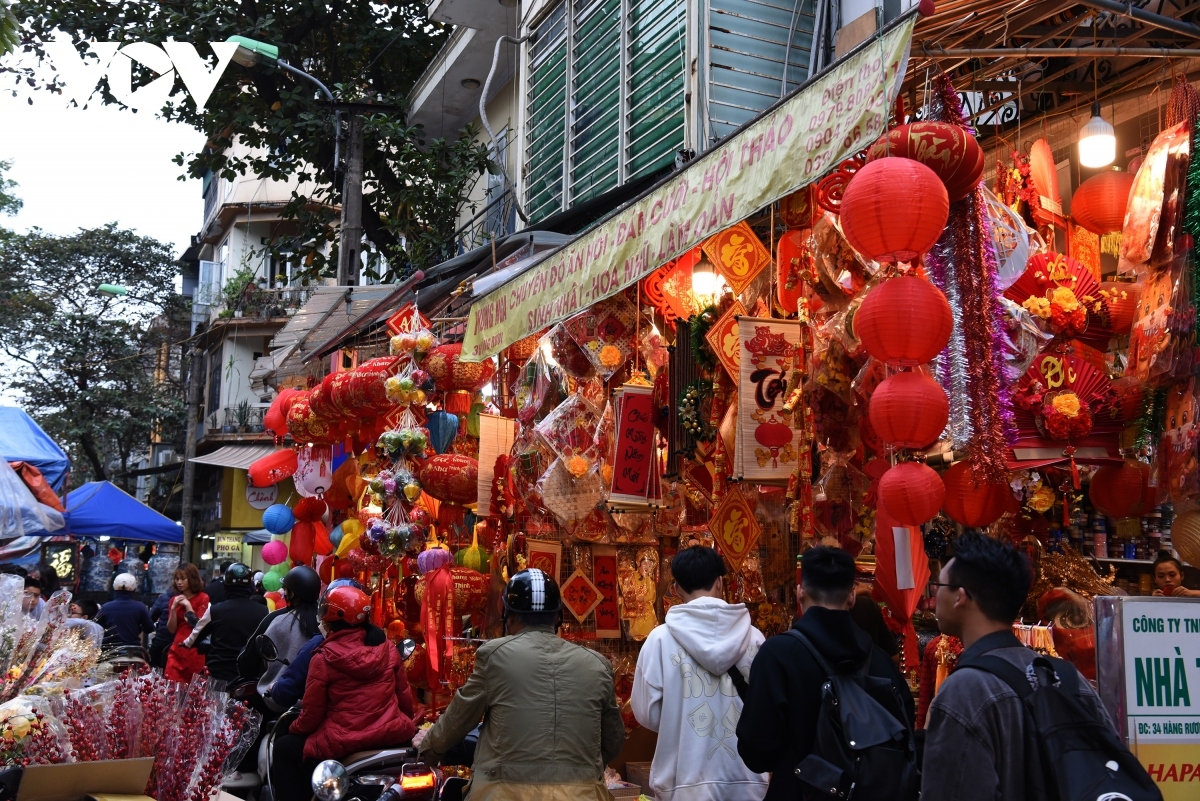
[0,532,1167,800]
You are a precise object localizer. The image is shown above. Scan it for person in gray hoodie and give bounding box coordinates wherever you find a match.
[631,546,768,801]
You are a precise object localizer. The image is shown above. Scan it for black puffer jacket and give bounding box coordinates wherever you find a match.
[735,606,915,801]
[188,593,268,681]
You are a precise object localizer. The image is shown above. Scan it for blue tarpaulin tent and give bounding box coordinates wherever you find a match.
[0,407,70,492]
[62,482,183,543]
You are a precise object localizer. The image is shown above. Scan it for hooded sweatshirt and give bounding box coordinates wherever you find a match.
[631,596,768,801]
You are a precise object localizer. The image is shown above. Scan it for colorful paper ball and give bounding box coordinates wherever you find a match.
[839,157,949,263]
[878,461,945,526]
[262,504,295,535]
[853,275,953,366]
[1071,169,1134,235]
[867,122,984,202]
[261,539,289,566]
[1089,460,1156,520]
[262,570,283,592]
[869,371,948,449]
[417,547,453,575]
[941,460,1017,528]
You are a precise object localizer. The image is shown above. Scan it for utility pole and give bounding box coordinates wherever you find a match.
[179,346,204,562]
[337,114,364,287]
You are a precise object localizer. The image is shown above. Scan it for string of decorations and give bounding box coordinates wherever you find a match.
[678,379,714,441]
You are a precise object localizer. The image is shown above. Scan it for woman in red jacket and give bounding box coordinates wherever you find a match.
[269,584,416,800]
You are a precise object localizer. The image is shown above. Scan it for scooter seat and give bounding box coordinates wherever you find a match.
[343,750,385,764]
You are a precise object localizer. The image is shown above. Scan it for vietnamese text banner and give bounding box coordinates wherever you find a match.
[461,16,915,362]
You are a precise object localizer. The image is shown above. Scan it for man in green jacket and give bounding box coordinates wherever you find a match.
[419,568,625,801]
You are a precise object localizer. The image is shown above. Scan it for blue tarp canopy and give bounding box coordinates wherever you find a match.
[0,407,70,492]
[62,482,183,543]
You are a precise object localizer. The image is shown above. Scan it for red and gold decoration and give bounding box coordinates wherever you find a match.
[702,220,771,296]
[866,120,984,202]
[704,300,746,379]
[561,570,604,623]
[708,485,762,573]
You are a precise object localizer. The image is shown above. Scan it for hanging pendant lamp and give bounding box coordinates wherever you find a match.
[1079,101,1115,169]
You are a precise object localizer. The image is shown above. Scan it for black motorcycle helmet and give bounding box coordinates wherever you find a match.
[503,568,562,614]
[281,566,321,604]
[225,562,254,589]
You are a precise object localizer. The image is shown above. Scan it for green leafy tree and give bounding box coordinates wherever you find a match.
[10,1,493,280]
[0,224,188,489]
[0,159,20,218]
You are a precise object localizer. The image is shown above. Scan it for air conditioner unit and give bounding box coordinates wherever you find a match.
[156,450,177,466]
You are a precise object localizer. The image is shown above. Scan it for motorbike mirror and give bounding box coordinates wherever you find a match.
[257,634,279,662]
[399,638,417,661]
[311,760,348,801]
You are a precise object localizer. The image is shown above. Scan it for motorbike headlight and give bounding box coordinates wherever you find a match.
[312,760,349,801]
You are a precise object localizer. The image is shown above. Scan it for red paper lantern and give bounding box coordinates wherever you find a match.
[839,157,949,263]
[1071,170,1135,235]
[878,462,945,526]
[941,460,1017,528]
[776,228,811,315]
[853,276,953,366]
[293,496,328,523]
[247,448,298,487]
[1089,460,1155,519]
[1099,281,1140,335]
[287,392,340,445]
[264,388,301,440]
[290,521,316,564]
[869,371,948,449]
[419,454,479,505]
[867,122,984,202]
[425,343,497,392]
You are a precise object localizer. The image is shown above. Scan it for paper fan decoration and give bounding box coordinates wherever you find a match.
[563,294,639,379]
[1028,138,1063,225]
[982,187,1033,291]
[1005,252,1102,342]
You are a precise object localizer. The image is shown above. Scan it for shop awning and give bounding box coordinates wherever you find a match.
[461,14,916,362]
[0,406,70,492]
[190,444,279,470]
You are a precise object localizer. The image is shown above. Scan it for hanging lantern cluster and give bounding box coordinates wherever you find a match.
[867,121,984,202]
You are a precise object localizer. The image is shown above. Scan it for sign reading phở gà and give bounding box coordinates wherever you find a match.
[460,17,915,362]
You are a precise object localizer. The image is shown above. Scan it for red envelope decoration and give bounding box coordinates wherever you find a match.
[561,570,604,623]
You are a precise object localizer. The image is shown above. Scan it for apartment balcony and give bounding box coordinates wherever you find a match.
[211,285,317,323]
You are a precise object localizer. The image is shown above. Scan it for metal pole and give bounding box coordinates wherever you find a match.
[1076,0,1200,39]
[337,114,364,287]
[277,60,340,169]
[922,45,1200,58]
[179,346,203,562]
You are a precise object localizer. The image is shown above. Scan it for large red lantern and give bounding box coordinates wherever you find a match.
[286,392,339,445]
[839,158,949,263]
[878,462,945,526]
[869,371,948,449]
[1071,170,1134,235]
[419,454,479,505]
[1099,281,1140,335]
[941,460,1017,528]
[247,448,298,487]
[853,276,952,366]
[264,388,302,440]
[425,344,497,393]
[1089,460,1155,519]
[867,122,984,202]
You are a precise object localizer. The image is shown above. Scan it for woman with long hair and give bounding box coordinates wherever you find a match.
[164,563,209,682]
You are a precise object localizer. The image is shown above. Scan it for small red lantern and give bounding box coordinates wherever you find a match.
[1089,460,1155,519]
[425,344,497,393]
[869,371,948,449]
[878,462,945,526]
[941,460,1017,528]
[419,454,480,505]
[248,448,298,487]
[1099,281,1140,335]
[867,122,984,202]
[776,228,812,315]
[853,276,953,366]
[1071,170,1135,235]
[839,157,949,263]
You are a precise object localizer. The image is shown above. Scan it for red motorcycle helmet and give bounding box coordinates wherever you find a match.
[318,585,371,624]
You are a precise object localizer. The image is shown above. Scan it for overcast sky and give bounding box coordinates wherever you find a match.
[1,77,204,257]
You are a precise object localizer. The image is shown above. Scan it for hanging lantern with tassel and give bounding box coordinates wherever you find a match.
[878,461,945,526]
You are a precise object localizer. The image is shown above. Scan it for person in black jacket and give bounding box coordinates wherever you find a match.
[203,561,232,605]
[96,573,154,649]
[736,547,914,801]
[183,563,267,682]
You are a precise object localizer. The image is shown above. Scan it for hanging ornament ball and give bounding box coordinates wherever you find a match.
[262,503,296,535]
[261,539,289,566]
[329,524,344,548]
[1172,510,1200,567]
[1089,460,1156,520]
[419,453,480,505]
[878,461,945,526]
[941,460,1017,528]
[867,122,984,202]
[1071,169,1135,235]
[403,482,423,502]
[1099,281,1140,335]
[839,157,949,263]
[261,569,283,592]
[853,275,953,366]
[424,343,497,393]
[869,371,949,449]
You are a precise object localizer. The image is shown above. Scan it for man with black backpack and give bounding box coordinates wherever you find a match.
[923,531,1161,801]
[736,546,916,801]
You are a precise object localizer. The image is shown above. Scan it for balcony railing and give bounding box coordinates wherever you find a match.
[214,285,316,321]
[454,186,518,255]
[206,405,268,434]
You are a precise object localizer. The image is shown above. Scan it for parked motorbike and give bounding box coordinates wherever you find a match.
[312,752,441,801]
[104,644,149,672]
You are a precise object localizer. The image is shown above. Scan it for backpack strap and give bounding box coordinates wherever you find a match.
[955,654,1035,699]
[785,629,835,675]
[727,665,749,700]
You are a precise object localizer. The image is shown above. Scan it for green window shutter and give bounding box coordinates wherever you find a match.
[569,0,621,204]
[525,2,569,223]
[625,0,686,180]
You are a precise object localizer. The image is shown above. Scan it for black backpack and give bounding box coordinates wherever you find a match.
[786,630,919,801]
[957,654,1162,801]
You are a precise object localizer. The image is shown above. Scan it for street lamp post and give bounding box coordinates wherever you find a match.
[227,36,362,287]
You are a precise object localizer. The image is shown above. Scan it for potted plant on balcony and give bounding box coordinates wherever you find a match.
[235,399,252,433]
[207,413,220,434]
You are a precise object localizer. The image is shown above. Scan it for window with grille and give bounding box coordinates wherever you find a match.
[523,0,686,223]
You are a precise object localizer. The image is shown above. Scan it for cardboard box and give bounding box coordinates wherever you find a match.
[18,759,154,801]
[625,761,651,795]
